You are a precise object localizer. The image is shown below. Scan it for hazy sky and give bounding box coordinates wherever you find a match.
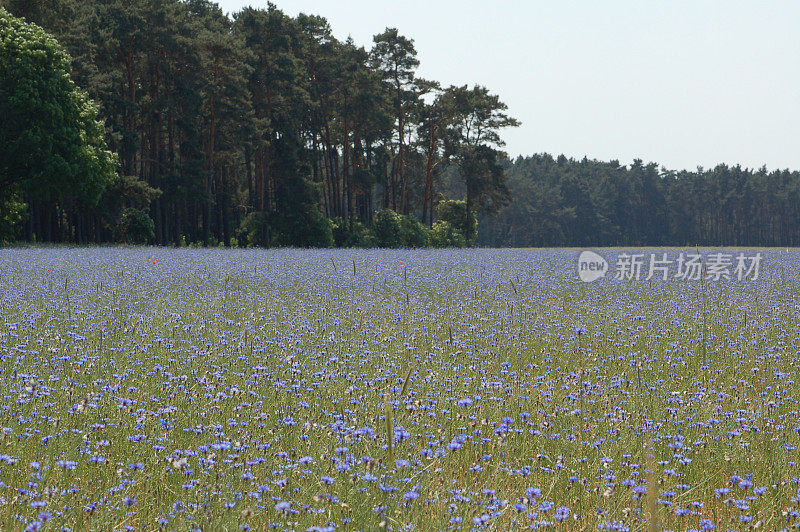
[217,0,799,172]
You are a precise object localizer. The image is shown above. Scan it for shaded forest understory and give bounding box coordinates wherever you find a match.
[3,0,800,247]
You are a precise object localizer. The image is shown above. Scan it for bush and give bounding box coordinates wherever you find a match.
[435,200,477,245]
[399,214,429,248]
[0,193,26,244]
[238,208,333,248]
[237,212,269,247]
[429,220,466,248]
[331,218,377,248]
[118,207,154,244]
[373,210,403,248]
[271,207,333,248]
[373,209,429,248]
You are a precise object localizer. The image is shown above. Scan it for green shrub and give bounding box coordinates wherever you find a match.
[399,214,429,248]
[237,212,269,247]
[271,207,333,248]
[435,200,476,245]
[373,210,403,248]
[118,207,155,244]
[374,209,429,248]
[429,220,466,248]
[331,218,377,248]
[0,193,26,244]
[238,208,333,248]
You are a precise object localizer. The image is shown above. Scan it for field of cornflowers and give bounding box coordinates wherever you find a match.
[0,247,799,531]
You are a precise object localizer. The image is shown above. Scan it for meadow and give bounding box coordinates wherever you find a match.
[0,247,798,531]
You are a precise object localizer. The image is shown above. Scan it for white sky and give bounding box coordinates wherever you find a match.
[218,0,800,172]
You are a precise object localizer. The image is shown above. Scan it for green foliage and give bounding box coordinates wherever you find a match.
[373,210,403,248]
[373,209,429,248]
[238,209,333,248]
[478,155,800,247]
[94,175,161,236]
[458,145,510,218]
[443,85,518,243]
[399,214,429,248]
[0,7,117,207]
[435,200,476,245]
[8,3,799,249]
[269,208,333,248]
[429,221,466,248]
[0,193,27,245]
[106,175,162,210]
[236,212,270,248]
[118,207,154,244]
[0,3,524,247]
[331,218,377,248]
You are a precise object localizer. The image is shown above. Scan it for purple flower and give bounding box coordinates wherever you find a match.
[554,506,570,521]
[403,489,418,501]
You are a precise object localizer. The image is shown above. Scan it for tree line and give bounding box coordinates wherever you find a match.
[479,155,800,247]
[2,1,799,248]
[1,0,516,247]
